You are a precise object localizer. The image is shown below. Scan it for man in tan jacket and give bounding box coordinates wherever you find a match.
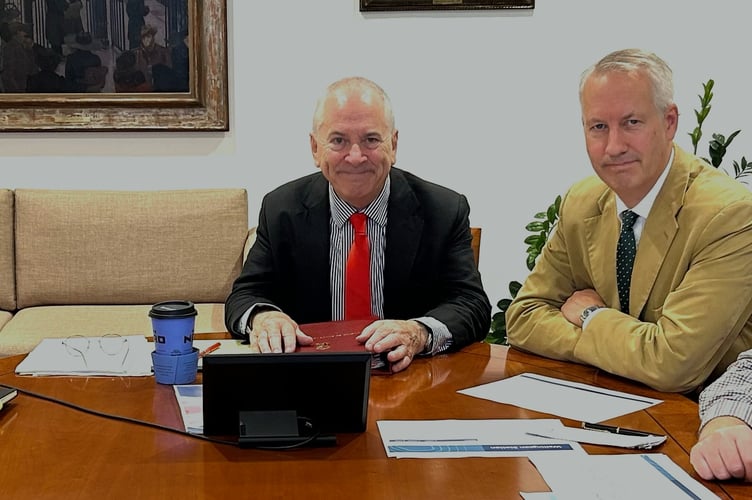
[506,48,752,393]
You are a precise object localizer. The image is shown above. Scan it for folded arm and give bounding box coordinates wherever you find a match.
[507,196,752,393]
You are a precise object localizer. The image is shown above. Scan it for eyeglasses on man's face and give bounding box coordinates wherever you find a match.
[320,134,389,153]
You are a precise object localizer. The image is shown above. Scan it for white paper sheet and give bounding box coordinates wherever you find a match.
[194,339,252,369]
[377,419,586,458]
[528,453,720,500]
[15,335,153,376]
[174,384,203,434]
[526,424,667,449]
[458,373,662,422]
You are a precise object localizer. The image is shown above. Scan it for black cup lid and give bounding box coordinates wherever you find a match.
[149,300,197,319]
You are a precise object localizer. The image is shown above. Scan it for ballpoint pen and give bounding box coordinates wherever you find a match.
[199,342,222,358]
[582,422,659,437]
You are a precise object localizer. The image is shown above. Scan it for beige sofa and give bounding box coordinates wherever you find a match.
[0,188,250,357]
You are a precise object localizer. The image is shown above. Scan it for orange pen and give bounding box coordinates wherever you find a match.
[199,342,221,358]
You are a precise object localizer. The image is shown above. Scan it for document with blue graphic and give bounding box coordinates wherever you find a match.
[377,419,585,459]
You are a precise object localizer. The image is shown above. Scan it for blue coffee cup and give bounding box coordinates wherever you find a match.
[151,348,199,384]
[149,300,197,355]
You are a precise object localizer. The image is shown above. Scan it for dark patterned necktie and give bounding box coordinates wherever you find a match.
[616,210,638,313]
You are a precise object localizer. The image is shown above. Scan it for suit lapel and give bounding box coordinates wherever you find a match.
[630,146,687,317]
[297,175,332,311]
[585,190,620,308]
[384,170,423,299]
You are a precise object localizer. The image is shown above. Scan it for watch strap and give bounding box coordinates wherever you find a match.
[580,305,604,324]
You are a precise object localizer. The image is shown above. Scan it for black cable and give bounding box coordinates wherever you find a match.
[255,432,322,450]
[3,383,335,450]
[2,382,237,447]
[253,416,331,450]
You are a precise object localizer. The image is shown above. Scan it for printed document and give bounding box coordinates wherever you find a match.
[527,423,667,450]
[458,373,662,422]
[174,384,203,434]
[526,453,719,499]
[377,419,585,459]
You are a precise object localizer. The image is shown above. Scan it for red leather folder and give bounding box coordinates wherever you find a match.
[297,319,390,372]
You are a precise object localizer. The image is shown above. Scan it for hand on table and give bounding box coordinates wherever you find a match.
[690,416,752,482]
[356,319,430,373]
[249,310,313,353]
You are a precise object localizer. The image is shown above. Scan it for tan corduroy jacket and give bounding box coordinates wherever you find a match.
[507,144,752,393]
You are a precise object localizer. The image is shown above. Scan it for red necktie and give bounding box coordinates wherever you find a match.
[345,213,371,320]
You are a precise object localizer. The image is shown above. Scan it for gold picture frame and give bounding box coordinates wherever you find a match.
[360,0,534,11]
[0,0,228,131]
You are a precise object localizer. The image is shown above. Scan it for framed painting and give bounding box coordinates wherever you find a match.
[0,0,228,131]
[360,0,534,11]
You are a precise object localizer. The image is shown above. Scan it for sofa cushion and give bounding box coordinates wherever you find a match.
[14,189,248,308]
[0,310,11,333]
[0,189,15,311]
[0,303,228,356]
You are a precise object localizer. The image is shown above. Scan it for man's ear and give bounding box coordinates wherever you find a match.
[310,133,320,167]
[665,104,679,140]
[390,129,399,165]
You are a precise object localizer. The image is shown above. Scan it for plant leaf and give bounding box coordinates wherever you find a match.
[526,221,549,232]
[497,298,512,311]
[526,252,537,271]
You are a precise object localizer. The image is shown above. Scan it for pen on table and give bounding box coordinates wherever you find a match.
[199,342,221,358]
[581,422,657,437]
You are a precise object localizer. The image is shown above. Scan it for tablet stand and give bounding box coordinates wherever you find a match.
[238,410,337,448]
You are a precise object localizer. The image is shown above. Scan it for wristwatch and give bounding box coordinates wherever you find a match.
[580,305,604,324]
[422,329,434,355]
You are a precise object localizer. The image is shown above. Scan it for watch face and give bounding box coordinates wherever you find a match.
[581,306,599,322]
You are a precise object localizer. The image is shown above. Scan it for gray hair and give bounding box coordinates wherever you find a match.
[312,76,395,133]
[579,49,674,112]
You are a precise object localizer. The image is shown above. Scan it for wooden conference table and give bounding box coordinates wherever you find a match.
[0,338,749,500]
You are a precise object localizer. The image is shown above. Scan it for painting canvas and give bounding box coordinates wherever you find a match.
[0,0,228,130]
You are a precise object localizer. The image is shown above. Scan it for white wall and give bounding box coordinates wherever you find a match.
[2,0,751,313]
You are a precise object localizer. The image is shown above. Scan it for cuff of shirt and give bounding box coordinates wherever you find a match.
[414,316,452,356]
[699,400,752,430]
[238,303,281,337]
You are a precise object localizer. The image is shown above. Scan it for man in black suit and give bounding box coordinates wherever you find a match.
[225,76,490,373]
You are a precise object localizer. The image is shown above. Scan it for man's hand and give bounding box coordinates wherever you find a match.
[249,310,313,353]
[561,288,606,327]
[356,319,429,373]
[690,416,752,482]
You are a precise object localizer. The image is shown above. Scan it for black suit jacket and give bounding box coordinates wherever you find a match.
[225,168,491,351]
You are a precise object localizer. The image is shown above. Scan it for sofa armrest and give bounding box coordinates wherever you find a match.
[0,189,15,311]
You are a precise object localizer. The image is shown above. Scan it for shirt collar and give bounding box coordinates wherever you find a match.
[329,176,390,228]
[616,146,674,219]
